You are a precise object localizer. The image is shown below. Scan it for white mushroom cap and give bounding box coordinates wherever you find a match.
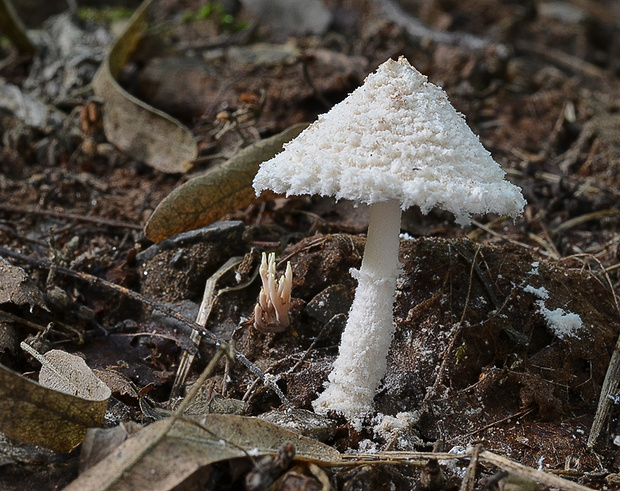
[253,56,525,225]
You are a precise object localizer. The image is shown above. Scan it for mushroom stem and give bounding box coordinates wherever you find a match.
[313,198,402,423]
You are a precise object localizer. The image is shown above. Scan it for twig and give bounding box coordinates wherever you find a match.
[478,449,591,491]
[460,443,481,491]
[0,203,142,230]
[380,0,495,51]
[470,218,556,258]
[0,246,212,337]
[516,40,610,81]
[300,57,332,111]
[552,209,620,236]
[339,448,593,489]
[0,0,36,56]
[585,252,620,448]
[456,245,485,323]
[170,256,243,400]
[0,309,63,334]
[450,407,535,441]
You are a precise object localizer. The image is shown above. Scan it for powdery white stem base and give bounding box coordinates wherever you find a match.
[313,199,402,427]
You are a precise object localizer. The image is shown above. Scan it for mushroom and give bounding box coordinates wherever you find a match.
[253,56,526,425]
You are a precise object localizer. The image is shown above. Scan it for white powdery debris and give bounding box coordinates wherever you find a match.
[607,393,620,404]
[525,285,583,339]
[357,439,379,453]
[527,261,540,275]
[366,412,424,451]
[441,445,469,478]
[537,303,583,340]
[523,284,549,299]
[372,411,419,440]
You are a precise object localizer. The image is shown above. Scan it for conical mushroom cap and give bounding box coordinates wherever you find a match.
[253,56,525,225]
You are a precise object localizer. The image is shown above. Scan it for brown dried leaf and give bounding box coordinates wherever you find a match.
[0,356,110,452]
[65,414,341,491]
[0,257,47,310]
[80,422,143,472]
[92,0,197,173]
[144,123,308,242]
[93,368,140,399]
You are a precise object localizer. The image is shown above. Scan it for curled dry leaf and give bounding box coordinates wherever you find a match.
[144,123,308,242]
[0,347,111,452]
[65,414,341,491]
[0,0,36,56]
[92,0,197,173]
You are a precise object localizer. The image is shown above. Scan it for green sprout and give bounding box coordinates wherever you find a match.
[78,6,134,24]
[182,2,248,32]
[455,342,467,363]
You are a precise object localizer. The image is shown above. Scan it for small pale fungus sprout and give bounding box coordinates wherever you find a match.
[253,252,293,333]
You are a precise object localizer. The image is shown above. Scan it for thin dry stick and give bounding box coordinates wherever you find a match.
[381,0,493,50]
[470,219,556,258]
[423,246,481,402]
[459,245,481,325]
[0,203,142,230]
[460,444,481,491]
[0,309,63,334]
[339,450,466,463]
[339,448,591,490]
[170,256,243,399]
[478,449,592,491]
[516,40,609,80]
[466,215,508,242]
[451,407,535,441]
[552,209,620,236]
[552,254,620,449]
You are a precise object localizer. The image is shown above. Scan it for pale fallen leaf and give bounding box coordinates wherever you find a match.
[144,123,308,242]
[92,0,197,173]
[20,345,111,401]
[65,414,341,491]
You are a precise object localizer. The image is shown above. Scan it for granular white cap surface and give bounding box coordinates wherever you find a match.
[253,56,525,225]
